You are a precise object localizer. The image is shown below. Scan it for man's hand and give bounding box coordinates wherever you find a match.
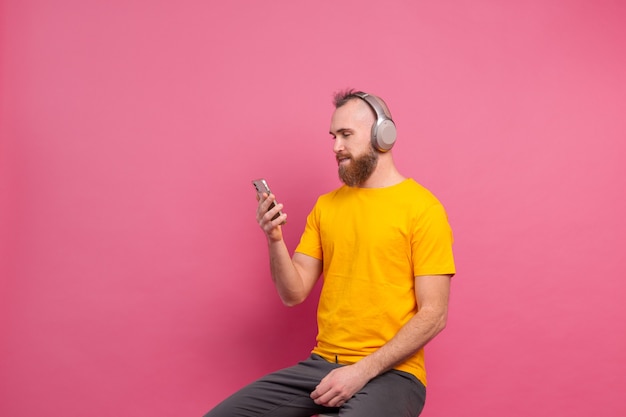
[310,364,372,408]
[256,192,286,242]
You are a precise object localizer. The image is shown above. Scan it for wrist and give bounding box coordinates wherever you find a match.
[266,233,283,245]
[354,357,383,381]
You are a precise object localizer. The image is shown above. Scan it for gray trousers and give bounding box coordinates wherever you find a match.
[203,355,426,417]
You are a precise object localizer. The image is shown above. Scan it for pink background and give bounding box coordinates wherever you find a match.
[1,1,625,416]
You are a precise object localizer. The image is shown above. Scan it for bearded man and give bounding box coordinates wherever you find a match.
[203,89,456,417]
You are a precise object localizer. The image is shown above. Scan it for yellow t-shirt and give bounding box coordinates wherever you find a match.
[295,179,456,386]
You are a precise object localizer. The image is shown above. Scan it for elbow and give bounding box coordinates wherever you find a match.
[435,310,448,334]
[437,315,448,334]
[282,299,304,308]
[422,306,448,336]
[281,294,306,307]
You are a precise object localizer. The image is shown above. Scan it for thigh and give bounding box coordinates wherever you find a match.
[339,370,426,417]
[204,355,341,417]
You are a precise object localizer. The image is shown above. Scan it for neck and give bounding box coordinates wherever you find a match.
[359,152,405,188]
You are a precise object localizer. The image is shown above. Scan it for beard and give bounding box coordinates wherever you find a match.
[337,146,379,187]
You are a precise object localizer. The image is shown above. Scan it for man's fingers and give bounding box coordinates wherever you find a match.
[311,382,346,407]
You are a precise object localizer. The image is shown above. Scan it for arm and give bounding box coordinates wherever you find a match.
[257,192,322,306]
[311,274,451,407]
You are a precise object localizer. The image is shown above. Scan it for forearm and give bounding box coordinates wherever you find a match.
[267,239,307,306]
[355,306,448,379]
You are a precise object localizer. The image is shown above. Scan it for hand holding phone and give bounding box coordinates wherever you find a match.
[252,178,286,224]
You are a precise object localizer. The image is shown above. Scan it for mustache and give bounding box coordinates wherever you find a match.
[336,152,351,162]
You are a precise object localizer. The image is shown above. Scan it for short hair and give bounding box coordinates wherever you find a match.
[333,88,393,119]
[333,88,362,108]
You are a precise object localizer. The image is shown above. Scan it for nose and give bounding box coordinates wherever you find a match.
[333,137,345,154]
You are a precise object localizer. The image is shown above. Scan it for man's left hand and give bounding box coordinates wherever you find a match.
[310,364,371,408]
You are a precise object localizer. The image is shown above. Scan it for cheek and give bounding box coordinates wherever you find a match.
[354,142,373,157]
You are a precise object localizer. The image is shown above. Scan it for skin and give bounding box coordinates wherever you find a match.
[255,97,452,408]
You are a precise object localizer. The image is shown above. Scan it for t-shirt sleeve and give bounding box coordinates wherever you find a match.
[412,203,456,277]
[294,200,323,260]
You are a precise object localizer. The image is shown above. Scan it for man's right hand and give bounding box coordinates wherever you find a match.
[256,192,287,242]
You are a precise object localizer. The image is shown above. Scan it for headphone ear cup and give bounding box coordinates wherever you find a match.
[355,91,397,152]
[373,119,397,152]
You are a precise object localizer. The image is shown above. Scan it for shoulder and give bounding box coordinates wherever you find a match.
[393,179,444,209]
[402,178,437,198]
[315,184,349,205]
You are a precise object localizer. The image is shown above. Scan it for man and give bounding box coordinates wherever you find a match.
[204,89,455,417]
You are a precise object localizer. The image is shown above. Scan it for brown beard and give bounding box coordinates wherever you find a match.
[338,146,379,187]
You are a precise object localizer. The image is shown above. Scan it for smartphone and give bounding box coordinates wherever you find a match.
[252,178,285,223]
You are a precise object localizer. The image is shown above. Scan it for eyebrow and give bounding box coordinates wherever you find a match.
[330,128,352,136]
